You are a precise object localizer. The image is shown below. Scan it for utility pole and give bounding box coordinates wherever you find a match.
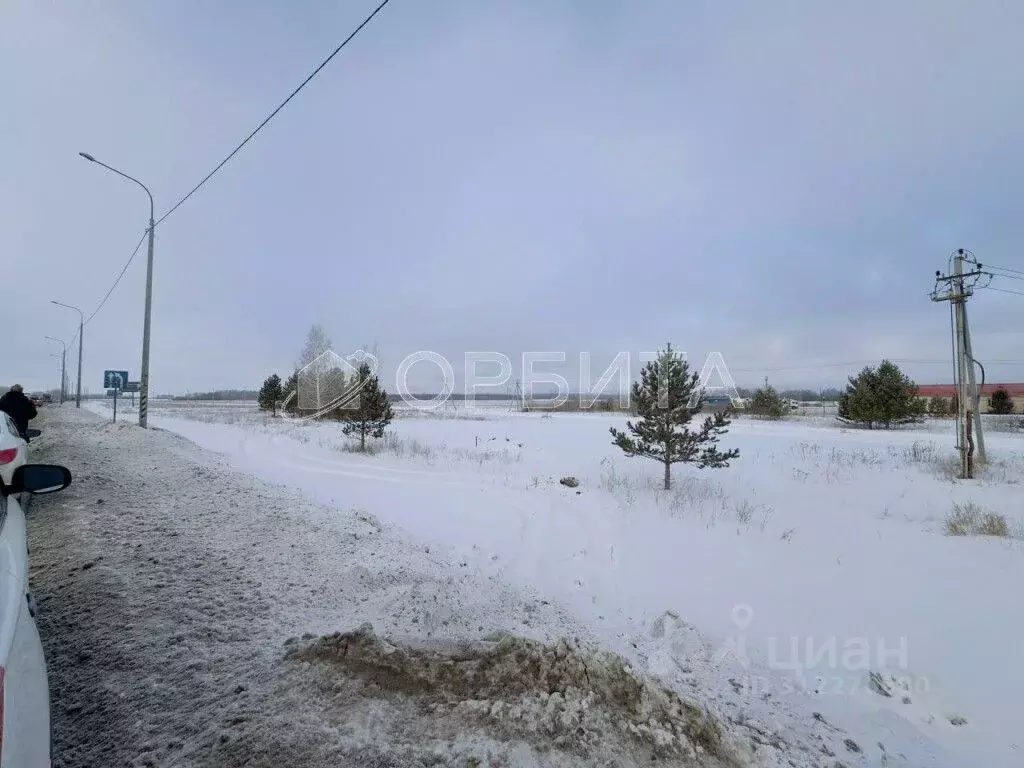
[931,248,989,477]
[960,284,986,463]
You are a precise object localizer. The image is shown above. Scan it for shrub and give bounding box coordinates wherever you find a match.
[748,386,787,420]
[978,513,1010,537]
[944,502,1011,538]
[988,387,1015,415]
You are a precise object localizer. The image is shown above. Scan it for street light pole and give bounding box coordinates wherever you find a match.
[50,302,83,407]
[79,152,156,428]
[44,336,67,404]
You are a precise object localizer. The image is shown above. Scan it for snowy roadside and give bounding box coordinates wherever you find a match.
[23,405,851,768]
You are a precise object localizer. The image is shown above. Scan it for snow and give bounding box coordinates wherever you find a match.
[84,399,1024,767]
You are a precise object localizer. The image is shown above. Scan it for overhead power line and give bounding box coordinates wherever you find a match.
[85,231,149,325]
[985,263,1024,277]
[155,0,392,228]
[732,359,974,373]
[983,285,1024,297]
[730,358,1024,374]
[76,0,392,330]
[986,268,1023,282]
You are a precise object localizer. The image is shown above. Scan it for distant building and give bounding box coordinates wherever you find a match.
[917,384,1024,413]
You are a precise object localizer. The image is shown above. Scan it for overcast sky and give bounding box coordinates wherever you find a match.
[3,0,1023,396]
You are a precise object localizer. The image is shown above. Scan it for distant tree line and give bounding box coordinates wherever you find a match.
[174,389,259,401]
[735,387,842,402]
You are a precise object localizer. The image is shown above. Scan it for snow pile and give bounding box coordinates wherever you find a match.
[287,623,733,765]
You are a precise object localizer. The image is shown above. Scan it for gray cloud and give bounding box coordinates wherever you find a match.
[3,0,1023,395]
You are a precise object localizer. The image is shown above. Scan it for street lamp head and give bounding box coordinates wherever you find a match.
[78,152,96,162]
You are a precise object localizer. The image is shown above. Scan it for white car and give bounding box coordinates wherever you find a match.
[0,415,29,487]
[0,463,73,767]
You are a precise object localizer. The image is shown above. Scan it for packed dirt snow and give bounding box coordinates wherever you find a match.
[286,625,734,766]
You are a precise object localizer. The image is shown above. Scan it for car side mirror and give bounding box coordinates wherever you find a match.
[8,464,72,495]
[26,428,41,438]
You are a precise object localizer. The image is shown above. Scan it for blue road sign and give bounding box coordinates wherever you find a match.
[123,381,140,393]
[103,370,129,390]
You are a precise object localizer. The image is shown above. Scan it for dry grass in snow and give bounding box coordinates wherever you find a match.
[944,502,1017,538]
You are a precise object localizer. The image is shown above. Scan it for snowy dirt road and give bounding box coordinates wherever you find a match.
[25,406,803,768]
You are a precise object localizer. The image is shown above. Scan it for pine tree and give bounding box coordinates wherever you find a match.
[928,396,950,416]
[257,374,283,415]
[341,362,394,451]
[988,387,1015,414]
[610,343,738,490]
[749,385,787,420]
[839,360,924,429]
[281,371,299,414]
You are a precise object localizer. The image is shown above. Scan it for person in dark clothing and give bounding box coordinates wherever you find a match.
[0,384,37,440]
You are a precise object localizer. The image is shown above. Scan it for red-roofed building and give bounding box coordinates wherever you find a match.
[917,384,1024,413]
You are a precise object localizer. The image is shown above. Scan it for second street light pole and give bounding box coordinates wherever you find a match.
[140,201,155,428]
[80,152,156,428]
[45,336,67,404]
[51,301,83,407]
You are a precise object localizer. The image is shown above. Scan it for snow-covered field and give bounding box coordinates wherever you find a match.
[88,399,1024,767]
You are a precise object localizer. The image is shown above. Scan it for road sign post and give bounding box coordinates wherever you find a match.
[123,380,140,407]
[103,371,129,424]
[103,370,129,390]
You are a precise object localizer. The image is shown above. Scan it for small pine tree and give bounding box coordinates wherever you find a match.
[988,387,1014,414]
[281,371,299,414]
[257,374,283,415]
[610,343,739,490]
[928,395,950,416]
[341,362,394,451]
[749,386,787,420]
